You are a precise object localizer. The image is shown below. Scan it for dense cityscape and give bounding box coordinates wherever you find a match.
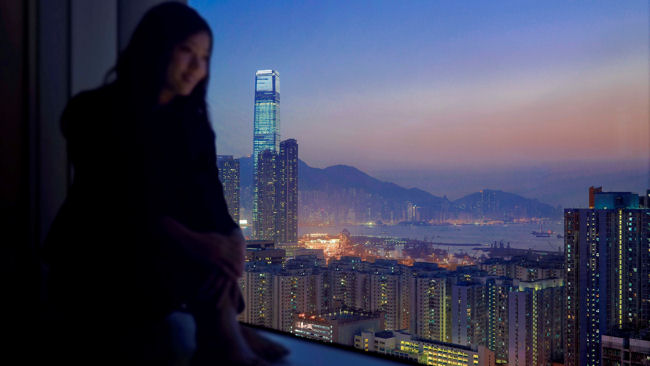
[214,70,650,366]
[4,1,648,365]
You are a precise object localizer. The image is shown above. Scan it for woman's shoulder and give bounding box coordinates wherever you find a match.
[62,84,121,137]
[68,83,119,110]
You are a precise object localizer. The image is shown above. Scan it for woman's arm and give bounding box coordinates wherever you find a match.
[161,216,245,280]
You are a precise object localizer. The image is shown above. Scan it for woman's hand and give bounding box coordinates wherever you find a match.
[161,216,246,280]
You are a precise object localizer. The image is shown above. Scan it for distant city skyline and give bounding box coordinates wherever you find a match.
[191,0,649,205]
[235,188,650,366]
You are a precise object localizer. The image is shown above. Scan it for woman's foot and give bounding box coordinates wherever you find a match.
[192,285,269,366]
[193,321,269,366]
[221,354,270,366]
[241,325,290,362]
[194,352,268,366]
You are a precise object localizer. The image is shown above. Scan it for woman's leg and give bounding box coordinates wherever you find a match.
[190,274,268,366]
[196,270,288,362]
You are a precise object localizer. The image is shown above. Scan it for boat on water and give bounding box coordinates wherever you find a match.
[531,220,552,237]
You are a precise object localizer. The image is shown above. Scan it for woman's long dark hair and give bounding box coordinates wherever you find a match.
[108,2,213,111]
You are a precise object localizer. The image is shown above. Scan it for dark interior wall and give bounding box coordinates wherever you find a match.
[71,1,118,98]
[39,0,71,247]
[1,12,32,355]
[0,0,41,358]
[0,0,28,247]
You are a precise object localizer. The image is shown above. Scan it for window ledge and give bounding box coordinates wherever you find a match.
[251,327,412,366]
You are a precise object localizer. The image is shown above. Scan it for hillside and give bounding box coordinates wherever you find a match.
[235,156,560,224]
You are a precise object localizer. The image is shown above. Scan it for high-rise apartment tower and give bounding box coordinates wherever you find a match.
[254,149,277,241]
[564,190,650,366]
[278,139,298,243]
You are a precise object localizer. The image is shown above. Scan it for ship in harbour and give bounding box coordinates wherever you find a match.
[531,220,552,237]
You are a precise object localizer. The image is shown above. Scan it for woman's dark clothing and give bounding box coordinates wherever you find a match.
[44,83,239,362]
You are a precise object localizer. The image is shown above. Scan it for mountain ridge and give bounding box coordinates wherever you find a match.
[235,156,560,223]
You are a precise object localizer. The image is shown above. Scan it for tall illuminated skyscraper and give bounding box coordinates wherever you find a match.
[564,190,650,366]
[253,70,280,239]
[278,139,298,243]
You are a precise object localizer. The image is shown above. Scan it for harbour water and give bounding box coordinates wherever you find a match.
[298,221,564,254]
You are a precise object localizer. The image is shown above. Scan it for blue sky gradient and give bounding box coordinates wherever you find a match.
[190,0,649,203]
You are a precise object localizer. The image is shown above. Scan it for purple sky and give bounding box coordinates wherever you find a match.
[191,0,649,203]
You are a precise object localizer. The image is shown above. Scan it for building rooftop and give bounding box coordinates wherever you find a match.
[375,331,396,339]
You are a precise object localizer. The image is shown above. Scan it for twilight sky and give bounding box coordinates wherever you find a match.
[190,0,649,204]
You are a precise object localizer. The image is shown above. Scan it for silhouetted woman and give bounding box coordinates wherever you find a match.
[45,3,286,365]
